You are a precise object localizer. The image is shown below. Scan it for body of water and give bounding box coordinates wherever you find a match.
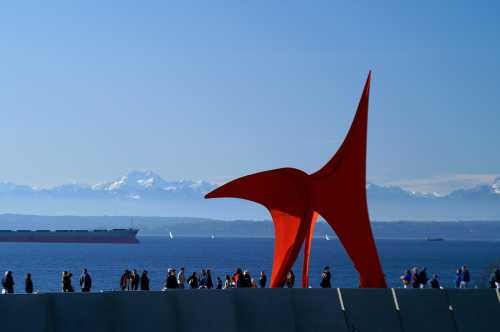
[0,237,499,292]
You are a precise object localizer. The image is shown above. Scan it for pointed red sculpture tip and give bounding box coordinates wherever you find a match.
[204,191,217,199]
[204,72,387,288]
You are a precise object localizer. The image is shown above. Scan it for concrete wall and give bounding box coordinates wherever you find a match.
[0,289,498,332]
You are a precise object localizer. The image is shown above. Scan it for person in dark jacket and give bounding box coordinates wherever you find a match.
[238,271,251,288]
[25,273,34,294]
[320,266,331,288]
[206,269,214,289]
[259,271,267,288]
[460,266,470,288]
[199,269,208,288]
[489,268,500,289]
[62,271,74,292]
[430,274,440,289]
[2,271,15,294]
[233,268,243,286]
[165,268,178,289]
[216,276,223,289]
[79,268,92,292]
[120,270,130,291]
[130,269,139,291]
[286,270,295,288]
[140,270,150,291]
[411,267,420,288]
[418,268,428,288]
[187,272,199,289]
[455,268,462,288]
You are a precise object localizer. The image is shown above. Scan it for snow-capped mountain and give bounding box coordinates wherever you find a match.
[91,170,216,196]
[0,171,499,220]
[0,171,217,201]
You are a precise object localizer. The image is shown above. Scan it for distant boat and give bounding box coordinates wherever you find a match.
[425,237,444,241]
[324,234,330,241]
[211,234,215,240]
[169,231,174,240]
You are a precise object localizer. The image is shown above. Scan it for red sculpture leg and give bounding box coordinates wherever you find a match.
[301,212,318,288]
[268,210,306,288]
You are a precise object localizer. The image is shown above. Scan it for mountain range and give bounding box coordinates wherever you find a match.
[0,170,499,220]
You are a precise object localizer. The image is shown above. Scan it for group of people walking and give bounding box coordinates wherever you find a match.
[5,265,498,293]
[399,265,499,289]
[1,266,333,293]
[2,268,93,294]
[400,267,435,288]
[119,269,149,291]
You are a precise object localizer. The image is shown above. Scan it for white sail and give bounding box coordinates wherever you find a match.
[211,234,215,239]
[169,231,174,240]
[325,234,330,241]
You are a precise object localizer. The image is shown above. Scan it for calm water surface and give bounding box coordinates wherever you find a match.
[0,237,498,292]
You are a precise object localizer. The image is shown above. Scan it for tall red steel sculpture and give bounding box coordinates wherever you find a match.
[205,72,387,288]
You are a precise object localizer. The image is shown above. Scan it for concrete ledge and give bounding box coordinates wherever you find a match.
[50,293,116,332]
[341,288,402,332]
[112,291,178,332]
[234,288,296,332]
[292,288,348,332]
[395,289,456,332]
[446,289,500,332]
[0,294,51,332]
[176,289,237,332]
[0,289,498,332]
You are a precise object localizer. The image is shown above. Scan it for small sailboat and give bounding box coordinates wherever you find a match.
[169,231,174,240]
[324,234,330,241]
[211,234,215,240]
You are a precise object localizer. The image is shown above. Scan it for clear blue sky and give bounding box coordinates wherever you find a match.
[1,1,499,192]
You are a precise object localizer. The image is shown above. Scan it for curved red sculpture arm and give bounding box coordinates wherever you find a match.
[310,72,386,287]
[205,168,308,216]
[205,168,312,287]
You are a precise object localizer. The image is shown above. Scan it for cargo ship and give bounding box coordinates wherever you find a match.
[0,228,139,244]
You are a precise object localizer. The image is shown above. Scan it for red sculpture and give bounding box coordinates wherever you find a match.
[205,72,387,288]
